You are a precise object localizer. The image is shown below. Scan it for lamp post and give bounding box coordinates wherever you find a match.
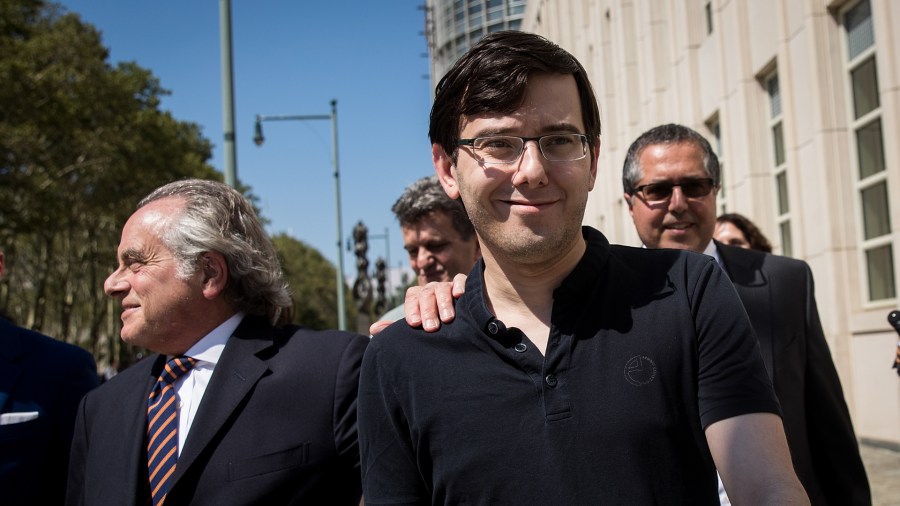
[253,100,347,330]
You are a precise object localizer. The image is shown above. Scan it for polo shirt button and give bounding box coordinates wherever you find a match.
[545,374,558,387]
[514,343,527,353]
[487,320,506,335]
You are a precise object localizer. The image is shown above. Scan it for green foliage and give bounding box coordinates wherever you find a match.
[271,233,354,330]
[0,0,220,368]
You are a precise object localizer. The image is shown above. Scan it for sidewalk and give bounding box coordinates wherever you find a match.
[862,443,900,505]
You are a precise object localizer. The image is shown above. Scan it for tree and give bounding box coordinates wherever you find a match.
[0,0,220,369]
[271,233,354,331]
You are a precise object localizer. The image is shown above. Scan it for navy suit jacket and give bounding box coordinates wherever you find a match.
[716,242,870,505]
[0,318,99,506]
[66,316,368,506]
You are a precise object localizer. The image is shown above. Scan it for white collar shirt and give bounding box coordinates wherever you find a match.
[172,311,244,456]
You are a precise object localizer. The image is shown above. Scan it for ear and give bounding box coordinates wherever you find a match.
[199,252,229,300]
[624,193,636,216]
[587,137,601,190]
[432,143,460,199]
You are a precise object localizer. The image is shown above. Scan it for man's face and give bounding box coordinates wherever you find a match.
[104,197,207,355]
[433,73,598,264]
[402,211,480,285]
[626,142,718,252]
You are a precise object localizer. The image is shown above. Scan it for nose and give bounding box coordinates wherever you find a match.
[512,140,549,188]
[415,248,434,272]
[104,267,128,298]
[667,186,688,212]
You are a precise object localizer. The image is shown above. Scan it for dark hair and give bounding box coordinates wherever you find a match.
[429,31,601,161]
[717,213,773,253]
[622,123,720,197]
[139,179,292,325]
[392,176,475,241]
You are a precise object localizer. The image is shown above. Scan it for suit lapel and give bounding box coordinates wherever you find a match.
[171,318,274,482]
[716,242,775,380]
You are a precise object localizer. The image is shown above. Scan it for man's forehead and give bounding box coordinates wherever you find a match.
[638,143,706,175]
[459,74,584,136]
[403,211,457,235]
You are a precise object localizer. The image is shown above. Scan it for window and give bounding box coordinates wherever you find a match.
[766,71,792,255]
[705,116,726,215]
[844,0,895,301]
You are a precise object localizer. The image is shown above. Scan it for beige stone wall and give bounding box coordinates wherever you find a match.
[523,0,900,447]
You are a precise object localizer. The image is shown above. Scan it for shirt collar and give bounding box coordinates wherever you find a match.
[639,239,721,265]
[182,312,245,367]
[702,240,721,263]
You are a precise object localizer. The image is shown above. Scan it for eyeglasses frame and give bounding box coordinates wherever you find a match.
[457,134,589,164]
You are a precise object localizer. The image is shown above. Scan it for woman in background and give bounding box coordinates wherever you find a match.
[715,213,773,253]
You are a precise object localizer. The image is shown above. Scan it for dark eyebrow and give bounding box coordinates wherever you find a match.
[470,122,583,138]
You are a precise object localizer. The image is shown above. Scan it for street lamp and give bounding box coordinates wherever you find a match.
[253,100,347,330]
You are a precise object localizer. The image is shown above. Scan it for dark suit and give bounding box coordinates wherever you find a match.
[66,316,368,506]
[0,318,99,506]
[717,242,870,505]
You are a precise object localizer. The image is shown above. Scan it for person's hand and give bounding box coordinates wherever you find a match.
[368,274,467,336]
[404,273,467,332]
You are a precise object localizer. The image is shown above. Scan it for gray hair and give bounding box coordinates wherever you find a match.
[391,176,475,241]
[138,178,291,325]
[622,123,720,197]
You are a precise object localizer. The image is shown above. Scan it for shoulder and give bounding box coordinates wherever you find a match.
[2,320,95,370]
[718,242,812,279]
[280,325,369,353]
[607,244,720,292]
[267,325,369,376]
[81,353,156,409]
[365,318,454,370]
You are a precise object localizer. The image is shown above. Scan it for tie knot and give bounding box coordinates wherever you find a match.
[159,356,197,384]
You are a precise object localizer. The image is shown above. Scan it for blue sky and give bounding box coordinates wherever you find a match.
[58,0,434,289]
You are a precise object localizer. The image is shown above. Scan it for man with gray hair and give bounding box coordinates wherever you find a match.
[66,179,368,506]
[376,176,479,326]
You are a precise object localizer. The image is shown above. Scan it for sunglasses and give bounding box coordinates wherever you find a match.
[632,178,716,204]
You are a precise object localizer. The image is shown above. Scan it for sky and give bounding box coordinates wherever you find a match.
[58,0,435,292]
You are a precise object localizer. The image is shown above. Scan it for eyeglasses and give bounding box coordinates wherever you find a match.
[632,178,716,204]
[457,134,589,164]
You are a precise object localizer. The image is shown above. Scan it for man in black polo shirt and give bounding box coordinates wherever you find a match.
[357,31,808,504]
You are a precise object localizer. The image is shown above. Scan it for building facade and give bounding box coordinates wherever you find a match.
[519,0,899,448]
[425,0,528,85]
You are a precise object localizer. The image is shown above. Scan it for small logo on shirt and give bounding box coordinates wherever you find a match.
[624,355,657,386]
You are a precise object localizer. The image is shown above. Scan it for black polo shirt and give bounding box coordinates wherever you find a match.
[359,227,779,505]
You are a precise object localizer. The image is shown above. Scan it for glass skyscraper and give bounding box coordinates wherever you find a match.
[424,0,526,88]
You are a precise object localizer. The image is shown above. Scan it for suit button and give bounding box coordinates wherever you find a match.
[545,374,558,387]
[514,343,527,353]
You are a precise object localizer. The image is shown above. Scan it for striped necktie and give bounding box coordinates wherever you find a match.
[147,356,197,506]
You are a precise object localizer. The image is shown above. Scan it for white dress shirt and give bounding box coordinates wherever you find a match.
[171,312,244,456]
